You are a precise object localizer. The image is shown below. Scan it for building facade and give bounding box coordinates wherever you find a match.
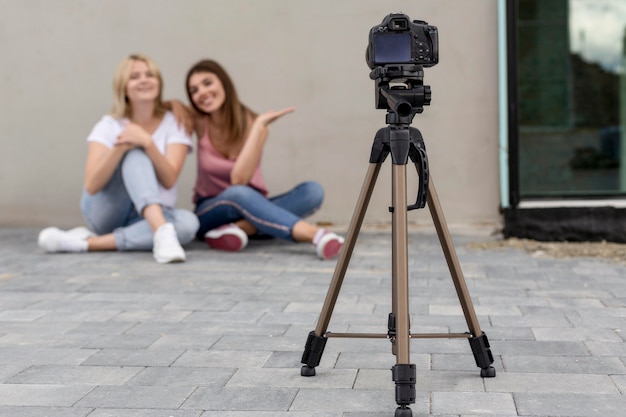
[2,0,625,241]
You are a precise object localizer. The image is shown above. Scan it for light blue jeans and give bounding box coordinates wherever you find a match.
[80,149,199,251]
[194,181,324,241]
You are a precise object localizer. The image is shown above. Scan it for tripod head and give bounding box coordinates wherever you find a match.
[370,64,431,122]
[368,63,431,211]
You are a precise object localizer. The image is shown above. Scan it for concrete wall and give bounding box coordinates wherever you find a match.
[0,0,501,229]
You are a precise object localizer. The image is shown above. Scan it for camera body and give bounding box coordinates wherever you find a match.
[366,13,438,69]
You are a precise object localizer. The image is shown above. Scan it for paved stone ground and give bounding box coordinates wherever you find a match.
[0,226,625,417]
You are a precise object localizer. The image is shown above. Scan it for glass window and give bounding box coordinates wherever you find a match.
[515,0,626,198]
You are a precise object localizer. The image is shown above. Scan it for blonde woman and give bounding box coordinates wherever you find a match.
[38,54,198,263]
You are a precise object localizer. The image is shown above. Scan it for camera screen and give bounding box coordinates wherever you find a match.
[374,33,411,64]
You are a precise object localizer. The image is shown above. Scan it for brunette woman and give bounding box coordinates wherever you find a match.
[183,59,343,259]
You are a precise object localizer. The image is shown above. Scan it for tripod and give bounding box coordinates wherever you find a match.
[300,77,495,417]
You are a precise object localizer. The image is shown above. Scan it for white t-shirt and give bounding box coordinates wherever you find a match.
[86,111,193,208]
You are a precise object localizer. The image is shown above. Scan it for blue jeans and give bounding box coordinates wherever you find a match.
[80,149,199,251]
[194,181,324,241]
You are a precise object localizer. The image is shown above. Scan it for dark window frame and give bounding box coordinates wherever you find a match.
[506,0,626,205]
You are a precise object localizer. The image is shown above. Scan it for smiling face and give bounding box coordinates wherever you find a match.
[125,59,160,104]
[187,71,226,115]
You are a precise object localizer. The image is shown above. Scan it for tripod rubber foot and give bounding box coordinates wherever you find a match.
[301,365,316,377]
[394,406,412,417]
[481,366,496,378]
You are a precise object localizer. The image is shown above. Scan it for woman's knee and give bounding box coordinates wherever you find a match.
[301,181,324,207]
[221,185,260,202]
[80,191,127,235]
[172,210,200,245]
[122,148,149,165]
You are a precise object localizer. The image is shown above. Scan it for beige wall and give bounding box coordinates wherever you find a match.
[0,0,501,229]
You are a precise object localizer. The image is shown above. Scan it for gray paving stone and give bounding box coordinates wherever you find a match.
[148,334,223,350]
[0,310,48,321]
[172,350,272,368]
[181,387,298,411]
[432,392,517,415]
[75,385,195,409]
[81,348,185,367]
[492,340,589,356]
[89,411,201,417]
[0,321,81,336]
[200,413,340,417]
[229,368,356,389]
[7,365,142,385]
[84,334,160,349]
[612,375,626,394]
[515,393,626,417]
[128,321,288,337]
[127,366,235,387]
[484,372,618,393]
[0,347,96,366]
[0,406,92,417]
[258,311,319,326]
[66,321,137,336]
[37,309,121,322]
[501,355,626,374]
[0,384,94,406]
[532,326,623,342]
[490,313,572,328]
[585,341,626,356]
[0,332,95,348]
[0,365,25,383]
[566,313,626,328]
[112,310,193,323]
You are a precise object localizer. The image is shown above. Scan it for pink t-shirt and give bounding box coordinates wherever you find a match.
[193,119,268,201]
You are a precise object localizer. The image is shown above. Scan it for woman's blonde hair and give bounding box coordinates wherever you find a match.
[110,54,165,119]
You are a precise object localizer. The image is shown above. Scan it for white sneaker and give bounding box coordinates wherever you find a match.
[66,226,96,240]
[153,223,186,264]
[204,223,248,251]
[38,227,89,253]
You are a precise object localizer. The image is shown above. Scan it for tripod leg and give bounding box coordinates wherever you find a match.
[426,177,495,377]
[390,164,416,413]
[301,162,382,376]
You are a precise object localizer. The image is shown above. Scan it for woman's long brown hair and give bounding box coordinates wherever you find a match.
[185,59,256,142]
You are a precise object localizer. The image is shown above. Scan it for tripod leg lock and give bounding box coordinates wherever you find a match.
[391,364,416,406]
[301,331,327,375]
[468,332,496,377]
[387,313,396,340]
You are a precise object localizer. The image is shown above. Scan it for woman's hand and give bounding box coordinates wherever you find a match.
[115,123,152,149]
[256,107,295,127]
[230,107,294,185]
[167,99,195,135]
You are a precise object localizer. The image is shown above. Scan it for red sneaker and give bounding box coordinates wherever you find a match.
[315,231,344,260]
[204,224,248,251]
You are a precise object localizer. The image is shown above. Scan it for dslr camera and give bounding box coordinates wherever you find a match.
[366,12,438,69]
[367,13,438,116]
